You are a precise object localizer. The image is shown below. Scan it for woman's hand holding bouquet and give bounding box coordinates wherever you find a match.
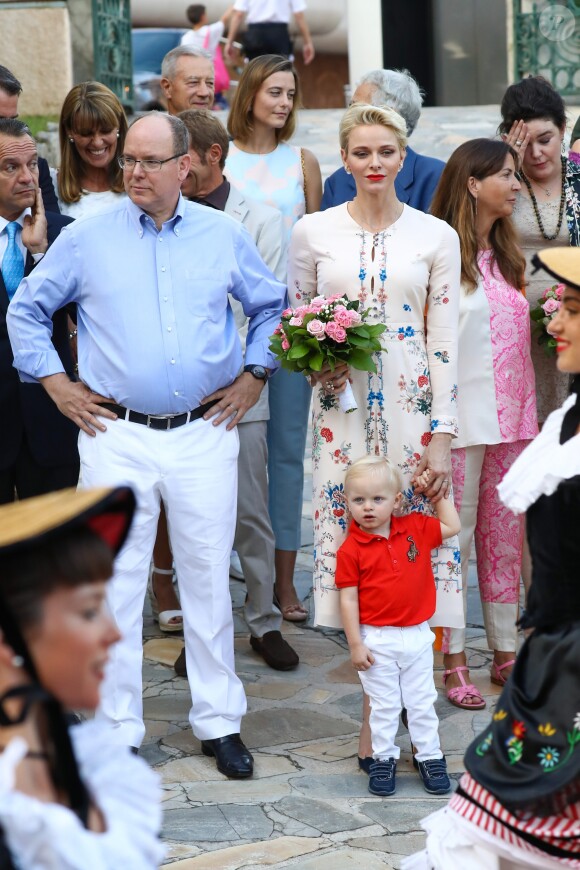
[269,293,386,412]
[530,283,564,356]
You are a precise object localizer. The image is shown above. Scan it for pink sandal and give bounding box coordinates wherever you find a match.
[490,658,516,687]
[443,665,486,710]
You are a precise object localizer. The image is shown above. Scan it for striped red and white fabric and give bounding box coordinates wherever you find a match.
[450,772,580,865]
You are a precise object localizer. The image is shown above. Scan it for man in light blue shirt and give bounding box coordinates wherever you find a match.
[7,112,286,779]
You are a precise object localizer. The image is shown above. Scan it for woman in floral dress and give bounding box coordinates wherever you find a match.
[288,103,463,763]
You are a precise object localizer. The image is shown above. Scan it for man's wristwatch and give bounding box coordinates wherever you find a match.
[243,364,269,382]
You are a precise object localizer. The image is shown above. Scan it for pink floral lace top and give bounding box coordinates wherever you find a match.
[482,249,537,441]
[454,250,538,448]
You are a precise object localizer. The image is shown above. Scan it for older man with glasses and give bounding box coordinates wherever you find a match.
[7,111,286,780]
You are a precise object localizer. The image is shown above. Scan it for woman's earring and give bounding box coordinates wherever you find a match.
[69,137,74,143]
[398,162,403,172]
[345,165,351,174]
[116,132,120,139]
[11,655,24,668]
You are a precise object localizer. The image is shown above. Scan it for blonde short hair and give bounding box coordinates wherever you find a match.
[344,455,402,494]
[339,103,408,153]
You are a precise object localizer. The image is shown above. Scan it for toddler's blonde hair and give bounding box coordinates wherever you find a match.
[344,455,402,494]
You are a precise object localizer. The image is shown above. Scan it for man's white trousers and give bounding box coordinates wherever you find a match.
[79,415,247,747]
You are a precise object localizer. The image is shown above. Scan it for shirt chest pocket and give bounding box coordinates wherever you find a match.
[183,269,229,322]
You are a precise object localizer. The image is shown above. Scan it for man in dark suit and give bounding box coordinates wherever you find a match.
[0,65,60,214]
[321,69,445,214]
[0,117,78,503]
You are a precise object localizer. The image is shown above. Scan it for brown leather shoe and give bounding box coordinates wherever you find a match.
[250,630,299,670]
[174,647,186,677]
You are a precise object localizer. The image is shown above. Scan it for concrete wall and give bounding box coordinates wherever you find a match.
[0,2,73,114]
[347,0,382,91]
[67,0,94,84]
[433,0,510,105]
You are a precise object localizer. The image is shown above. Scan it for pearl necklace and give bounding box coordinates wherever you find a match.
[521,156,567,241]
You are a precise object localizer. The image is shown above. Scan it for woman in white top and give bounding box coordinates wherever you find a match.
[431,139,538,710]
[288,103,462,767]
[226,55,322,620]
[52,82,128,219]
[0,487,163,869]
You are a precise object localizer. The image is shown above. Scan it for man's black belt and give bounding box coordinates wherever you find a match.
[101,399,218,431]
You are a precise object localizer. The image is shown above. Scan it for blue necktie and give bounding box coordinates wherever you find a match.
[2,222,24,301]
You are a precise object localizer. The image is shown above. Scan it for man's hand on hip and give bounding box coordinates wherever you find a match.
[40,373,116,436]
[203,372,265,431]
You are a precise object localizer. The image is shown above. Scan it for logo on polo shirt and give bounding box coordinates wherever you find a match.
[406,536,419,562]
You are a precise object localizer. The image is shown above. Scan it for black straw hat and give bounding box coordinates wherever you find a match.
[532,247,580,291]
[0,486,135,556]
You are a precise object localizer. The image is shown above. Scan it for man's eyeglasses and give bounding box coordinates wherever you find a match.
[118,153,186,173]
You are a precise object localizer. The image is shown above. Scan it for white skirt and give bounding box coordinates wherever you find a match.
[402,805,579,870]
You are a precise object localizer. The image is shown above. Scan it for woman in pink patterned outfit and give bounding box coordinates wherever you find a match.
[431,139,538,710]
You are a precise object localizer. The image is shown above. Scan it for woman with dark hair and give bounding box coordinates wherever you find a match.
[53,81,128,219]
[431,139,538,710]
[499,75,580,424]
[0,487,164,868]
[404,245,580,868]
[226,54,322,621]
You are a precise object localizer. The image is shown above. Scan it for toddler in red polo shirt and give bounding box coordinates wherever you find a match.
[336,455,460,797]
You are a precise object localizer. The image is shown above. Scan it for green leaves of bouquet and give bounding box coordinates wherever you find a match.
[269,293,386,374]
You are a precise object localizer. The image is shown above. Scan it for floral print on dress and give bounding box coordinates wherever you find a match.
[429,283,451,306]
[397,373,432,416]
[331,442,352,466]
[226,142,305,243]
[565,155,580,247]
[477,249,537,442]
[287,203,462,628]
[475,710,580,774]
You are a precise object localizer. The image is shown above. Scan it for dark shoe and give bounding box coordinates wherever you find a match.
[250,631,299,670]
[417,756,451,794]
[201,733,254,779]
[174,647,187,677]
[368,757,397,796]
[358,755,374,775]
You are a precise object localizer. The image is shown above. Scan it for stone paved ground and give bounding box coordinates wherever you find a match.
[140,106,519,868]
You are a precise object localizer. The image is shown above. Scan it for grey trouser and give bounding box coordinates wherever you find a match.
[235,421,282,637]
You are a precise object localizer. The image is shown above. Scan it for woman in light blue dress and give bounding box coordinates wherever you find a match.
[226,54,322,620]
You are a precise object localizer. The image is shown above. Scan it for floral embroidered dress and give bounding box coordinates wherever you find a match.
[288,202,464,629]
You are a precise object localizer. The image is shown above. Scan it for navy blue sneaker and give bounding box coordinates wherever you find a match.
[358,755,374,775]
[416,756,451,794]
[368,757,397,796]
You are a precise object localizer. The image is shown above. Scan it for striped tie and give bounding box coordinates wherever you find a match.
[2,221,24,301]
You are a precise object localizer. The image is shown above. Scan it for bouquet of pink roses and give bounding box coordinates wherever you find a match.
[530,283,564,357]
[269,293,386,412]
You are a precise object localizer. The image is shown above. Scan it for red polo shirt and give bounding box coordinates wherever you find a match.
[335,513,442,627]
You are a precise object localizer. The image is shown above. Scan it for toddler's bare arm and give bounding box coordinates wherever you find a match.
[339,586,375,670]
